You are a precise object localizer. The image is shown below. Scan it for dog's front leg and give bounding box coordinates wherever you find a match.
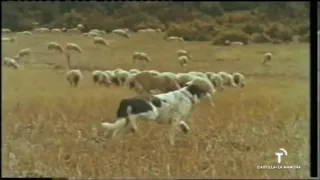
[168,119,180,146]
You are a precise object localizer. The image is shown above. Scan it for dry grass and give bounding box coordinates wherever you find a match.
[2,32,310,178]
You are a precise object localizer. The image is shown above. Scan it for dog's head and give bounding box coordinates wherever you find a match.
[185,80,216,106]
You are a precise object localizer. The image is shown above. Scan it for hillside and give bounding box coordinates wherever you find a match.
[2,2,309,43]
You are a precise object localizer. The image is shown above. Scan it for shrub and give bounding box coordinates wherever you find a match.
[264,22,294,42]
[241,22,264,35]
[250,33,272,43]
[212,29,250,45]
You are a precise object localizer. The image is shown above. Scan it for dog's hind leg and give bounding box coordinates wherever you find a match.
[168,119,180,146]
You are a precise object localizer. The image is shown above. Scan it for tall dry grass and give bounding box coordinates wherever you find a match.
[2,32,310,178]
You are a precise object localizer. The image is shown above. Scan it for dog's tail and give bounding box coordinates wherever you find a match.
[101,106,133,131]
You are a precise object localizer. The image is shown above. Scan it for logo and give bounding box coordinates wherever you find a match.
[256,148,301,170]
[275,148,288,163]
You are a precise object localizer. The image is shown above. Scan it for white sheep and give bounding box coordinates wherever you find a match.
[206,72,224,91]
[3,57,20,69]
[263,52,273,65]
[177,56,189,67]
[104,70,120,86]
[2,28,12,33]
[112,29,130,38]
[166,36,184,42]
[51,28,62,33]
[66,69,83,87]
[66,43,83,53]
[218,72,237,87]
[17,48,32,59]
[67,28,80,33]
[176,49,190,59]
[175,73,199,87]
[77,24,84,30]
[87,31,100,37]
[161,72,177,80]
[92,70,112,86]
[232,72,245,87]
[114,69,131,86]
[2,37,16,42]
[133,52,151,63]
[17,31,32,35]
[93,37,109,46]
[129,69,141,74]
[188,71,207,78]
[34,28,50,33]
[48,42,64,53]
[230,41,244,46]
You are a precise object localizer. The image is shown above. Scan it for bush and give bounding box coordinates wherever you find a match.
[241,22,264,35]
[212,29,250,45]
[250,33,272,43]
[264,22,294,42]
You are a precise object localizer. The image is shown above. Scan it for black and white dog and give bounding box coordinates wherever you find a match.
[101,82,214,145]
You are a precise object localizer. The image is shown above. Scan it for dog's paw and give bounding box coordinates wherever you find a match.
[179,121,190,133]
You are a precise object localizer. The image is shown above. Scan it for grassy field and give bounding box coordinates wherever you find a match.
[2,32,310,178]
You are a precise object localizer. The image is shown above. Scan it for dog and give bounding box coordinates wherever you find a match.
[101,82,214,145]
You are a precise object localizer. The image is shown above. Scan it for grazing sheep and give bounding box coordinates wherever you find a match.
[2,37,16,42]
[188,71,207,78]
[147,70,160,75]
[206,72,224,91]
[17,31,32,35]
[77,24,84,30]
[133,52,151,63]
[92,70,112,86]
[112,29,130,38]
[88,31,100,37]
[263,52,273,65]
[166,36,184,42]
[66,43,83,53]
[51,28,62,33]
[218,72,237,87]
[177,56,189,67]
[104,70,120,86]
[176,49,190,59]
[66,69,83,87]
[3,57,20,69]
[125,71,181,96]
[230,41,244,46]
[34,28,50,33]
[129,69,141,74]
[17,48,32,59]
[67,28,80,33]
[2,28,12,33]
[176,73,199,87]
[93,37,109,46]
[114,70,131,86]
[48,42,64,53]
[232,72,245,87]
[161,72,177,80]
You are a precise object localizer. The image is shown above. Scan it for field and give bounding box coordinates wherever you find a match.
[2,32,310,178]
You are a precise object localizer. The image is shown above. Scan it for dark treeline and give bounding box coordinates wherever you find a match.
[2,2,309,44]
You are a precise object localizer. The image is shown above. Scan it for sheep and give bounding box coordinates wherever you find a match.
[175,73,199,87]
[2,28,12,33]
[263,52,273,65]
[129,69,141,74]
[104,70,120,86]
[206,72,224,91]
[133,52,151,63]
[177,56,189,67]
[17,48,32,59]
[48,42,64,53]
[67,28,80,33]
[3,57,20,69]
[188,71,207,78]
[161,72,177,80]
[88,31,100,37]
[112,29,130,38]
[34,28,50,33]
[65,69,83,87]
[232,72,245,87]
[230,41,244,46]
[176,49,190,59]
[185,77,216,107]
[77,24,84,30]
[166,36,184,42]
[2,37,16,42]
[218,72,237,87]
[51,28,62,33]
[114,69,131,86]
[125,71,181,96]
[17,31,32,35]
[66,43,83,53]
[93,37,109,46]
[92,70,112,86]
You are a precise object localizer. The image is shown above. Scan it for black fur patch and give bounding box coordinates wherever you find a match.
[116,98,152,119]
[150,96,162,107]
[186,84,207,99]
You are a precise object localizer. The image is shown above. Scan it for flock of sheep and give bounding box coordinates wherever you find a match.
[2,23,275,98]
